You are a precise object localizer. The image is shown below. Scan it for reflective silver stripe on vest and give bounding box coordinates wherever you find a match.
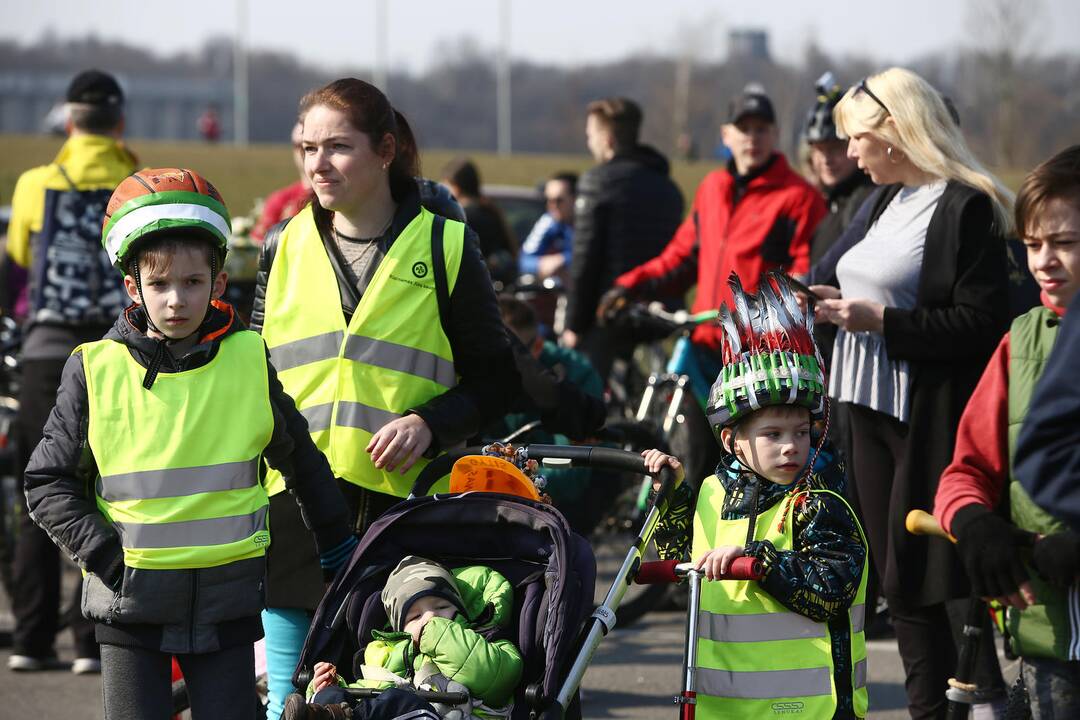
[697,666,832,699]
[268,331,344,372]
[850,603,865,634]
[113,505,268,549]
[854,657,867,688]
[97,459,260,502]
[698,609,825,643]
[301,403,335,434]
[343,335,455,388]
[336,401,401,433]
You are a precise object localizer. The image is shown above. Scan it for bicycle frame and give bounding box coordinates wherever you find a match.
[634,335,713,434]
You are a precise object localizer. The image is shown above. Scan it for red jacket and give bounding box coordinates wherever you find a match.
[934,294,1065,534]
[251,180,314,243]
[615,154,825,350]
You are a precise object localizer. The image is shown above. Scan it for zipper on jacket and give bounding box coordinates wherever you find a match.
[189,570,198,652]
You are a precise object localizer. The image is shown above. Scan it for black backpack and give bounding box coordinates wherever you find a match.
[28,165,127,327]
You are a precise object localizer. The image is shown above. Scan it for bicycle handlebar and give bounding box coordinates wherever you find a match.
[642,302,720,327]
[634,557,763,584]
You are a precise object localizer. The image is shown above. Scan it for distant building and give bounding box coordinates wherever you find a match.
[0,71,231,140]
[728,29,771,62]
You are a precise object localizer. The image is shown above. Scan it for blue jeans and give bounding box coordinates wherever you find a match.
[1023,656,1080,719]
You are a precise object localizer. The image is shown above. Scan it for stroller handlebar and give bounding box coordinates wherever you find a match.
[634,557,763,584]
[409,445,679,515]
[344,687,471,705]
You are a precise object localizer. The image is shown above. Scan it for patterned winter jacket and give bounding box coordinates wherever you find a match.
[656,445,866,622]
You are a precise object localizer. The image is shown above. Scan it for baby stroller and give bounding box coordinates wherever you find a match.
[293,442,683,719]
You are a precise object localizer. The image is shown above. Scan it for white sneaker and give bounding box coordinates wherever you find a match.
[7,654,46,671]
[71,657,101,675]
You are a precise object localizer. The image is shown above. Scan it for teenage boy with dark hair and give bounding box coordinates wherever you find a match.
[563,96,684,383]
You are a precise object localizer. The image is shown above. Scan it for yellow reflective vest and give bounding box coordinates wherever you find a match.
[692,475,869,718]
[82,331,274,570]
[260,205,463,497]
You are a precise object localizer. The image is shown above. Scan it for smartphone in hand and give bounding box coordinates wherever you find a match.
[784,275,821,303]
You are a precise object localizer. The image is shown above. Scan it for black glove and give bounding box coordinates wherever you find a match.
[1032,532,1080,587]
[595,286,630,326]
[951,504,1032,598]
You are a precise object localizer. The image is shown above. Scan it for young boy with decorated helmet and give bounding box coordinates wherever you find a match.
[645,271,869,719]
[282,555,523,720]
[22,168,356,720]
[934,145,1080,717]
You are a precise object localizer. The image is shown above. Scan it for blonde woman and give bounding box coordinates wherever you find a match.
[808,67,1012,719]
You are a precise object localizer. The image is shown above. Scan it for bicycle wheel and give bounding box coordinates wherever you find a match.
[586,419,672,629]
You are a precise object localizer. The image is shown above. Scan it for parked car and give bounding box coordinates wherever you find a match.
[485,184,545,250]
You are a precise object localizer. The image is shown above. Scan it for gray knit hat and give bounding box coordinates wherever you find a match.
[381,556,466,632]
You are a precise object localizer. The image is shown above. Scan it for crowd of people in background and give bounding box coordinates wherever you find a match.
[2,59,1080,720]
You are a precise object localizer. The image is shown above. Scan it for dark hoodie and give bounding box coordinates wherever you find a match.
[23,301,352,653]
[567,143,685,334]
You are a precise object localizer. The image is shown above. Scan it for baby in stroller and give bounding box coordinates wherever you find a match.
[284,555,523,719]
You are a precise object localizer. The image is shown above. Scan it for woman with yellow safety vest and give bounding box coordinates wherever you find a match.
[250,78,518,719]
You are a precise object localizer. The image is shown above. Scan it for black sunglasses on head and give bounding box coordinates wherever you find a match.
[854,78,891,116]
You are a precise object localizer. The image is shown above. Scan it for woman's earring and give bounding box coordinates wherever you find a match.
[887,146,903,164]
[382,162,389,170]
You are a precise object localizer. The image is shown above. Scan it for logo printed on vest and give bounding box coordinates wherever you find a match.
[771,701,805,714]
[252,532,270,548]
[411,261,428,278]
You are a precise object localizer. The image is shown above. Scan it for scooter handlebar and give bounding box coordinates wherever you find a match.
[905,509,956,544]
[634,557,763,584]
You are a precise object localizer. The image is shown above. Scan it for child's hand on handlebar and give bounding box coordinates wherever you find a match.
[695,546,746,581]
[312,661,338,693]
[641,449,685,488]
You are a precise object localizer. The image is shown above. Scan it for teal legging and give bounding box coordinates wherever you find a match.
[262,607,313,720]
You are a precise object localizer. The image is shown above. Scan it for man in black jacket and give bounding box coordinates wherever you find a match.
[562,97,684,383]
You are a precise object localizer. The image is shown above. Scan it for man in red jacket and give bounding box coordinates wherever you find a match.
[602,88,826,352]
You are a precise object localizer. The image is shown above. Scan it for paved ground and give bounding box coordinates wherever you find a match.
[0,560,1020,719]
[0,587,962,719]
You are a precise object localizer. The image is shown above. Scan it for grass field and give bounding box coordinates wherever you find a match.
[0,134,727,219]
[0,133,1026,222]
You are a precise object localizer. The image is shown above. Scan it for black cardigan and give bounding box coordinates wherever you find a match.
[845,181,1010,606]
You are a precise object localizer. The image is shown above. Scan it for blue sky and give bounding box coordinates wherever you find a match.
[7,0,1074,73]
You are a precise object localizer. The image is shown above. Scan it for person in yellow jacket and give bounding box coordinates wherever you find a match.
[23,167,355,720]
[250,78,519,718]
[645,272,869,719]
[5,69,138,675]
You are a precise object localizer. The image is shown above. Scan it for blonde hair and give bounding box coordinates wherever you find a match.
[834,67,1014,232]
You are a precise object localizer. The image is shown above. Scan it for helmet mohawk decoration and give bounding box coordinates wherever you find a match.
[705,271,826,434]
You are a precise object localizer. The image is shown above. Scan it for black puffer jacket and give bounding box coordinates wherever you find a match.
[250,182,518,452]
[23,302,352,653]
[567,144,684,334]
